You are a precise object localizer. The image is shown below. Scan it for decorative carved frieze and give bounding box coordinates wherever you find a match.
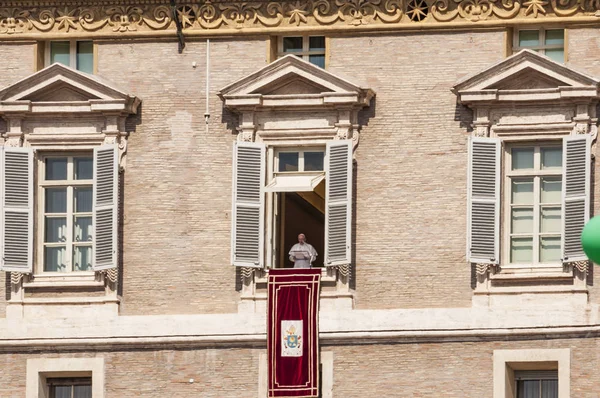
[0,0,598,39]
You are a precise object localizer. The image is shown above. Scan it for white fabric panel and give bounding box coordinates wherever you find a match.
[264,172,325,192]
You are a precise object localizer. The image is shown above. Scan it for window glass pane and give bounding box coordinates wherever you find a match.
[304,152,325,171]
[46,158,68,180]
[512,148,534,170]
[540,236,561,263]
[278,152,299,172]
[45,188,67,213]
[44,246,66,272]
[511,208,534,233]
[541,380,558,398]
[73,245,93,271]
[519,30,540,47]
[52,385,72,398]
[76,41,94,74]
[541,177,562,203]
[309,36,325,51]
[74,187,93,213]
[511,179,534,204]
[50,41,71,67]
[74,157,93,180]
[511,237,533,263]
[541,147,562,169]
[545,29,564,45]
[517,380,540,398]
[540,207,561,233]
[309,55,325,68]
[282,37,303,53]
[74,216,93,242]
[45,217,66,243]
[545,49,564,63]
[73,384,92,398]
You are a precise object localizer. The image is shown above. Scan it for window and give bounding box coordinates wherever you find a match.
[276,149,325,172]
[46,41,94,73]
[467,135,590,269]
[493,349,569,398]
[231,141,352,269]
[47,378,92,398]
[515,371,558,398]
[278,36,326,68]
[513,28,564,63]
[38,154,94,273]
[505,144,562,267]
[26,358,104,398]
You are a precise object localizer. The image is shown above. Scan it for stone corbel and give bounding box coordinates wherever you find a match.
[563,260,589,274]
[236,111,257,142]
[475,262,497,276]
[3,116,24,147]
[335,109,360,150]
[472,107,491,137]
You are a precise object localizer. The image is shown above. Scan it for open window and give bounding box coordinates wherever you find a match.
[232,140,352,269]
[220,54,372,275]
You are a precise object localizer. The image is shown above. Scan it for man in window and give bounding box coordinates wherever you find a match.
[289,233,318,268]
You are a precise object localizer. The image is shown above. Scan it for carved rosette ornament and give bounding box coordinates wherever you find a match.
[0,0,595,37]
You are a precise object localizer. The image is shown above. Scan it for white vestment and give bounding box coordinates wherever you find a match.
[289,243,318,268]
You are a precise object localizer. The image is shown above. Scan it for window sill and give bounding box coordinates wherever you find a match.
[256,268,336,284]
[24,272,102,289]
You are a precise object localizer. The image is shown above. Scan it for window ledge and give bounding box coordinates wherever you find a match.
[490,271,572,282]
[24,273,102,289]
[256,268,336,284]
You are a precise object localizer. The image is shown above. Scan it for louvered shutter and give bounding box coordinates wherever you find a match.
[231,141,265,267]
[93,144,119,271]
[467,137,500,264]
[562,135,590,263]
[325,140,352,267]
[1,147,33,272]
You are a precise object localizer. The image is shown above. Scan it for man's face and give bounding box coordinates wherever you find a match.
[298,234,305,244]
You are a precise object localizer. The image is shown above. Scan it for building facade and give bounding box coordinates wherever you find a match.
[0,0,599,397]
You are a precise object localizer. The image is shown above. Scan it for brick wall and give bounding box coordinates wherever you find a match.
[0,337,599,397]
[96,38,268,315]
[327,30,506,309]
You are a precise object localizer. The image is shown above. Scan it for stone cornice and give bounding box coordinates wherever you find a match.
[0,0,598,40]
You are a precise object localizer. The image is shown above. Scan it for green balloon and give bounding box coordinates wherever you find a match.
[581,216,600,264]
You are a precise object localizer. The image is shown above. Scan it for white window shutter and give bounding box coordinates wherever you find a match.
[562,135,590,263]
[93,144,119,271]
[231,141,265,267]
[1,147,33,273]
[325,140,352,267]
[467,137,500,264]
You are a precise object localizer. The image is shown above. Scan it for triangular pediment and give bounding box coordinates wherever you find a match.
[454,50,600,97]
[0,63,139,114]
[219,55,373,108]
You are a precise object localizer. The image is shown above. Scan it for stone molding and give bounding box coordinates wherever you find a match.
[0,305,598,351]
[0,0,599,39]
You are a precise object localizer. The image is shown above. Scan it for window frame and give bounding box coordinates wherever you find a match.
[47,377,92,398]
[512,27,565,61]
[277,35,327,67]
[493,349,569,398]
[26,357,104,398]
[44,40,94,73]
[35,152,95,275]
[274,147,326,173]
[268,145,327,269]
[502,142,563,269]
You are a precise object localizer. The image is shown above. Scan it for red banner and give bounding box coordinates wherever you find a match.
[267,269,321,398]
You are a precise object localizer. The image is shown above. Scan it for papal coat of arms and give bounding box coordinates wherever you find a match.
[281,320,303,357]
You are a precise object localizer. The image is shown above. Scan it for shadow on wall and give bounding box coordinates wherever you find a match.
[454,100,474,132]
